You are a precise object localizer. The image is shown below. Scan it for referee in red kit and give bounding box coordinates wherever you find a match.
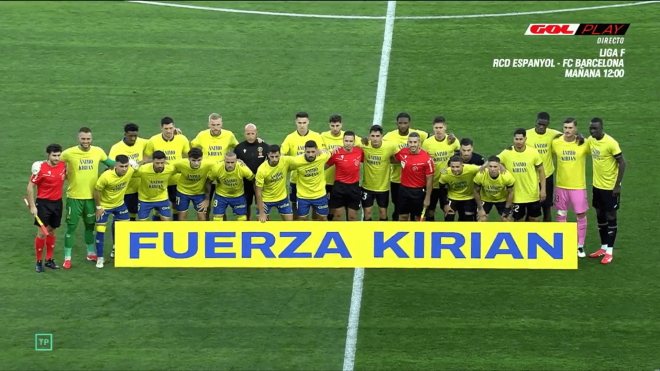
[26,144,66,273]
[326,131,364,221]
[393,132,434,221]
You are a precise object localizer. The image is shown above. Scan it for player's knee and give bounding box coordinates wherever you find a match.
[606,211,617,220]
[577,213,587,219]
[237,215,247,221]
[96,224,106,233]
[557,210,568,217]
[65,223,77,234]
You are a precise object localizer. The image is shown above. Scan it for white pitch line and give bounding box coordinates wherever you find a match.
[127,0,660,20]
[342,3,396,371]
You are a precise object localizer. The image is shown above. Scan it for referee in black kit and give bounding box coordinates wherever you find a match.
[235,123,268,221]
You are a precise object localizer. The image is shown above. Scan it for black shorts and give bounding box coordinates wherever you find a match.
[483,201,506,215]
[35,198,63,229]
[592,186,620,213]
[244,179,255,206]
[541,174,554,208]
[390,182,400,204]
[447,198,477,216]
[289,183,298,203]
[361,188,389,209]
[124,192,138,214]
[513,201,542,220]
[428,188,448,211]
[167,185,177,204]
[398,186,426,218]
[325,184,333,199]
[329,181,361,210]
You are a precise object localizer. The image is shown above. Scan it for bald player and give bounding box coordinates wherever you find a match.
[235,123,269,221]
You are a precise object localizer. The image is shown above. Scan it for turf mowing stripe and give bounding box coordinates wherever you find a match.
[342,2,396,371]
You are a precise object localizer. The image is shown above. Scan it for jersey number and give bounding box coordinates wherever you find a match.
[513,205,520,213]
[213,199,218,207]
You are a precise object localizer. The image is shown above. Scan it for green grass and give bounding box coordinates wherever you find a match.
[1,1,659,370]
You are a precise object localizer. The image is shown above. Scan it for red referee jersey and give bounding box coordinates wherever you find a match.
[30,161,66,200]
[395,148,434,188]
[327,147,363,184]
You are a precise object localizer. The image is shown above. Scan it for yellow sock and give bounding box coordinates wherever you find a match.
[237,215,247,221]
[213,215,224,221]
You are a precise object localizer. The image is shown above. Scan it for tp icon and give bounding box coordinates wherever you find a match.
[35,334,53,351]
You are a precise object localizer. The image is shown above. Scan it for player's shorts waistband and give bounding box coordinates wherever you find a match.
[37,198,63,203]
[334,181,360,187]
[138,199,169,204]
[401,185,425,191]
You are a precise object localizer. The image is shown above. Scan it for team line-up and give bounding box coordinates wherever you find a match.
[26,111,625,272]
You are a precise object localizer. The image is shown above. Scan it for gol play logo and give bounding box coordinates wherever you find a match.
[525,24,630,36]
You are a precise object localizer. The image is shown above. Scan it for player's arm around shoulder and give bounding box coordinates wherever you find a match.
[466,164,481,176]
[240,163,255,180]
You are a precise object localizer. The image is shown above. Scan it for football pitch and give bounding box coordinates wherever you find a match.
[1,1,659,370]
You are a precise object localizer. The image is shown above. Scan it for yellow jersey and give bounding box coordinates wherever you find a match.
[422,135,460,189]
[498,146,543,203]
[209,162,255,198]
[526,128,561,178]
[281,130,326,184]
[108,138,149,194]
[474,170,515,203]
[132,163,177,203]
[588,134,623,190]
[552,137,591,190]
[360,141,398,192]
[190,129,239,163]
[95,167,135,209]
[439,164,480,201]
[145,133,191,186]
[172,159,216,196]
[255,156,297,203]
[292,152,330,200]
[61,145,109,200]
[383,129,428,183]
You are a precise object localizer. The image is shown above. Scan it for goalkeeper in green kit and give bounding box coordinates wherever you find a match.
[59,127,118,269]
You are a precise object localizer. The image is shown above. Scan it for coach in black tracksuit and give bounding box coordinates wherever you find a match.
[235,127,268,221]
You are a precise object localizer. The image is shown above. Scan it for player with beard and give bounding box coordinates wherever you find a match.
[383,113,428,220]
[391,132,433,221]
